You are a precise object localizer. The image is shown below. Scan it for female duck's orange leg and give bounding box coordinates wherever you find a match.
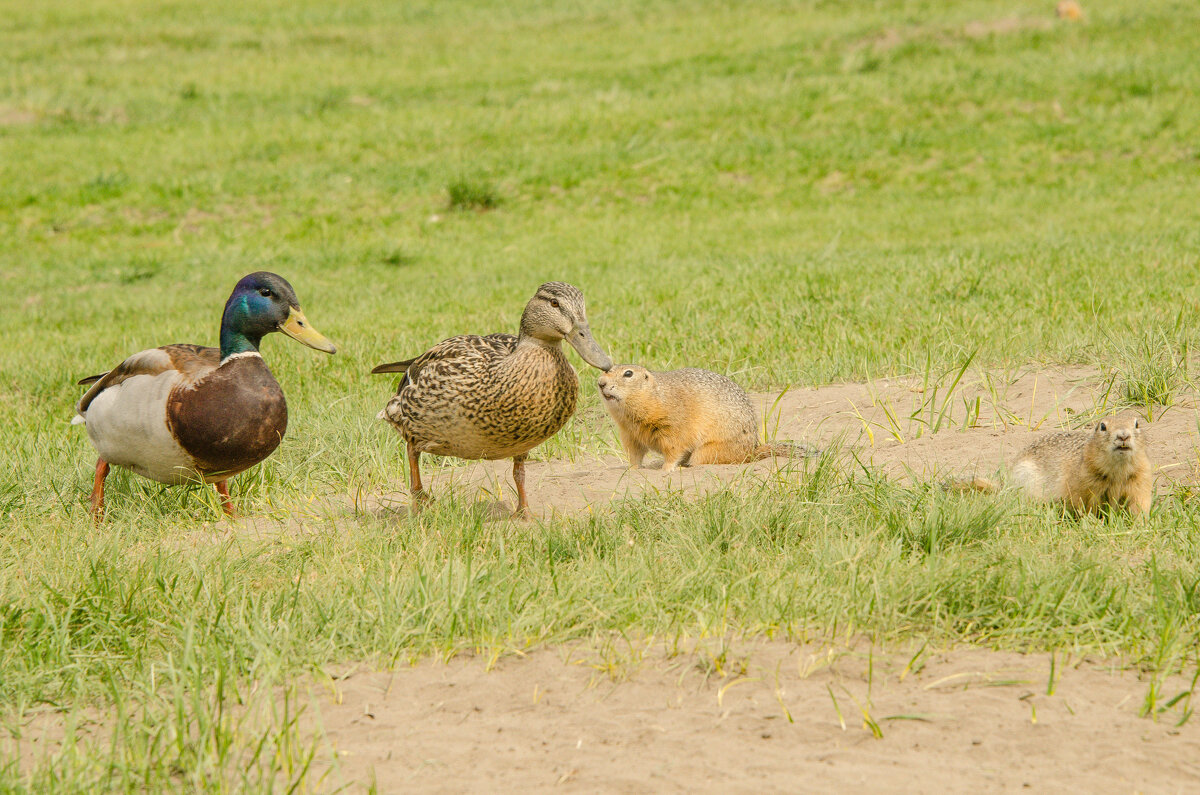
[512,455,530,519]
[407,443,431,512]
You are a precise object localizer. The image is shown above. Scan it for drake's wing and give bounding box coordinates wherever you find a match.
[76,344,220,414]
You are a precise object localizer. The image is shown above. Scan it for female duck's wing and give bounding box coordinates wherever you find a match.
[372,333,517,388]
[373,334,519,434]
[76,344,220,415]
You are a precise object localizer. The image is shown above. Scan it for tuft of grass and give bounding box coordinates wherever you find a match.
[447,176,501,211]
[1110,330,1190,413]
[1093,306,1197,416]
[379,247,419,268]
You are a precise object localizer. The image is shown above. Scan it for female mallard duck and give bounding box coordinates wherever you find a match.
[73,272,336,521]
[372,281,612,516]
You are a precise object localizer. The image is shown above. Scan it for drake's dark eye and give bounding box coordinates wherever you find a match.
[550,299,560,308]
[1099,422,1107,432]
[259,288,273,298]
[623,370,633,378]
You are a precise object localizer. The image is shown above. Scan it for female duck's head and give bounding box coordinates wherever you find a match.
[518,281,612,371]
[219,272,337,359]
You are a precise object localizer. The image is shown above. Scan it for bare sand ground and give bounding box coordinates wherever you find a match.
[310,638,1200,793]
[368,364,1200,519]
[9,639,1199,793]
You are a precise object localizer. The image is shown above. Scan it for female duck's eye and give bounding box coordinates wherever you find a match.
[624,370,634,378]
[1099,422,1107,432]
[259,288,273,298]
[550,299,560,308]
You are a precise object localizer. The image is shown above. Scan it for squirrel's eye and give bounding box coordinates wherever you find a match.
[624,370,633,378]
[259,288,273,298]
[1135,420,1140,429]
[1099,422,1107,432]
[550,299,560,308]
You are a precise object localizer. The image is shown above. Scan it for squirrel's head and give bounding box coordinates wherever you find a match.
[597,364,652,405]
[1092,415,1144,456]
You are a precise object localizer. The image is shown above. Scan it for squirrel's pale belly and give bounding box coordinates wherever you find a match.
[1010,459,1046,499]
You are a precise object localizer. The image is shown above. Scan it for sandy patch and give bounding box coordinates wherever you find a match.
[371,365,1200,518]
[308,639,1200,792]
[851,16,1054,56]
[0,106,39,127]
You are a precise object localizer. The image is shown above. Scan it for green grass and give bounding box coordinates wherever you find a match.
[4,0,1200,789]
[446,175,502,212]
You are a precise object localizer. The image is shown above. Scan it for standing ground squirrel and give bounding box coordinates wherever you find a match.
[949,415,1152,516]
[597,365,814,472]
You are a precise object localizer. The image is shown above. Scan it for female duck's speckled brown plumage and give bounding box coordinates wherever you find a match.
[373,282,612,516]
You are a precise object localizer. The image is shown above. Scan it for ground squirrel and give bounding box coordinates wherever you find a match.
[1056,1,1084,22]
[949,415,1152,516]
[597,365,813,472]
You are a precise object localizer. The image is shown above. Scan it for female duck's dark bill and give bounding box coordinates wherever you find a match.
[567,324,612,371]
[278,306,337,353]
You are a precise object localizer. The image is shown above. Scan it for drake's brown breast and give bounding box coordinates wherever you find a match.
[167,356,288,477]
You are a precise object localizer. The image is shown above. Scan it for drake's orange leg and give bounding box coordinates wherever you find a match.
[214,480,235,517]
[89,458,110,523]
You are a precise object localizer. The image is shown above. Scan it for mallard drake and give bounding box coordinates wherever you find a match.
[372,281,612,516]
[73,271,336,521]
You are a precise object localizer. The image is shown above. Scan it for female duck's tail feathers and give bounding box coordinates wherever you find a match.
[377,396,404,423]
[371,359,415,375]
[755,441,821,460]
[942,476,1000,494]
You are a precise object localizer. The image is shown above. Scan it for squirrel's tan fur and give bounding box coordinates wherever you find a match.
[1056,1,1084,22]
[597,365,812,472]
[950,415,1152,516]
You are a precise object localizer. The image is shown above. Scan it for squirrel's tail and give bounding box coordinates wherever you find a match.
[942,476,1000,494]
[755,441,821,460]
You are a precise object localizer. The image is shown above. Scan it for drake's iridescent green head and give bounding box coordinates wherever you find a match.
[219,272,337,359]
